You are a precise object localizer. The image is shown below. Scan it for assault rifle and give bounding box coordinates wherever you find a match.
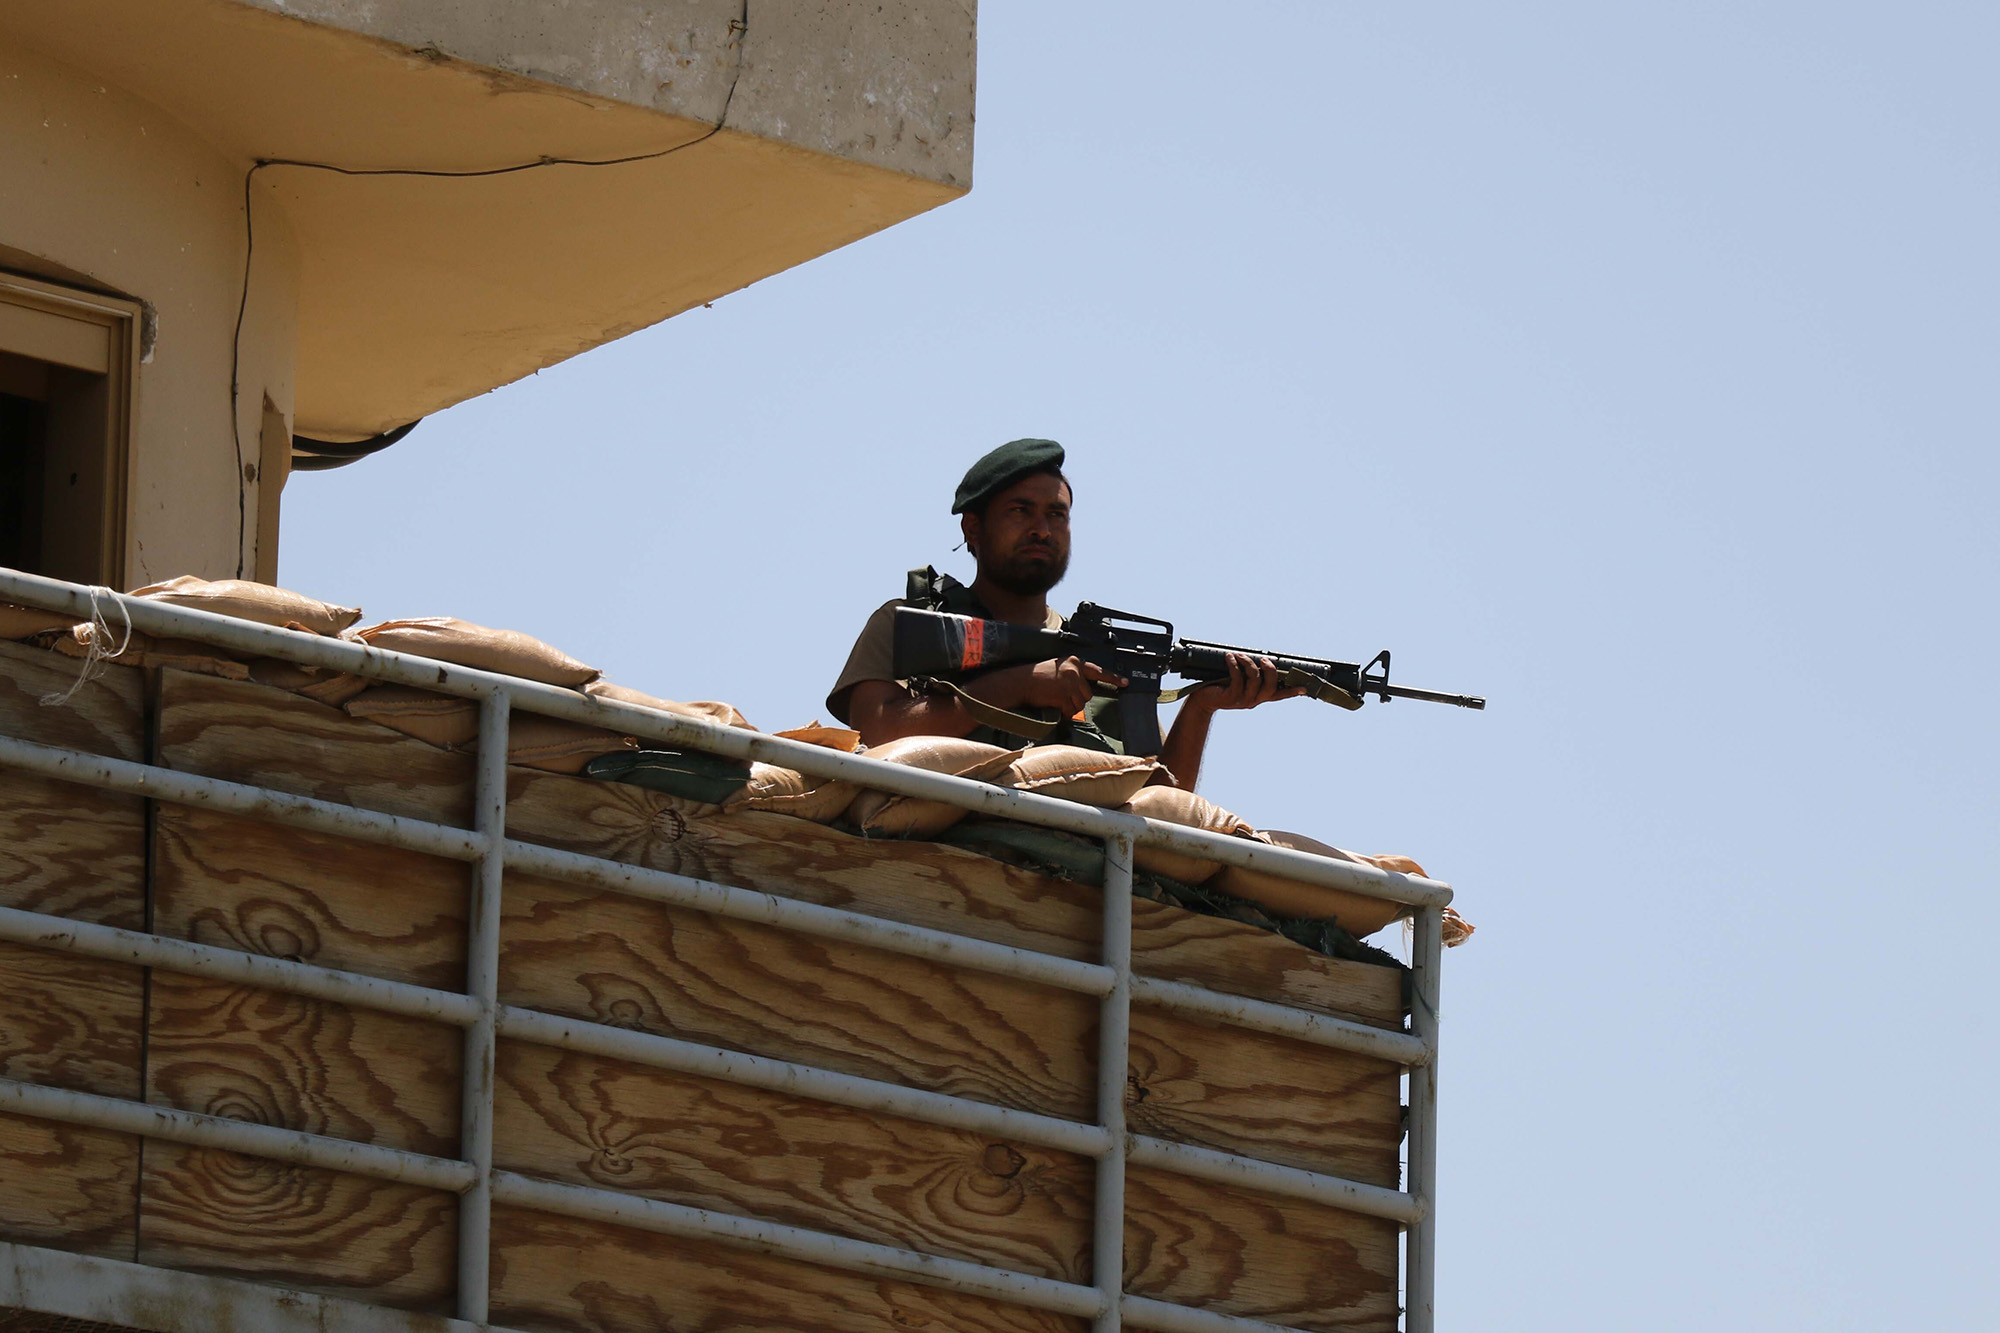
[892,602,1485,757]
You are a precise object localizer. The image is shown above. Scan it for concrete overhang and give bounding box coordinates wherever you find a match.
[0,0,974,440]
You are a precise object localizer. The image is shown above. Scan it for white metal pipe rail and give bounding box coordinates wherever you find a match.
[0,567,1445,1332]
[495,1006,1117,1159]
[0,903,483,1026]
[1093,834,1135,1333]
[1129,974,1428,1065]
[455,692,510,1321]
[0,1077,476,1193]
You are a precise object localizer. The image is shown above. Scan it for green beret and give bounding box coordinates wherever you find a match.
[952,438,1067,515]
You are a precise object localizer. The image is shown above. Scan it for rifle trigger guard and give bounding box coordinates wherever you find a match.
[1363,649,1392,702]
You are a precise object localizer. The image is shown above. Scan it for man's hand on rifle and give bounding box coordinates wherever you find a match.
[1155,652,1303,792]
[1182,652,1306,714]
[1019,656,1126,716]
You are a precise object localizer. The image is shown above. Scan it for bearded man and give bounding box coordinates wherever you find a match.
[826,438,1293,792]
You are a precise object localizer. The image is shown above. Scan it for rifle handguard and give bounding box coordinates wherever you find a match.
[1157,668,1362,711]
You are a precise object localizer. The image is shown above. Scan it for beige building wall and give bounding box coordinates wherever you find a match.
[0,43,300,585]
[0,0,973,588]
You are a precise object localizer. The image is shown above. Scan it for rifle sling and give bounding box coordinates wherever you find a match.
[910,678,1060,742]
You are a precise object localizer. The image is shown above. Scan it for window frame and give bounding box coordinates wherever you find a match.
[0,270,142,588]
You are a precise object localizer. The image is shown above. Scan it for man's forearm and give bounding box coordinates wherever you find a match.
[1158,701,1217,792]
[853,665,1040,746]
[861,691,981,744]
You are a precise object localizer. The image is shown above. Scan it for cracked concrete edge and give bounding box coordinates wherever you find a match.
[231,0,975,188]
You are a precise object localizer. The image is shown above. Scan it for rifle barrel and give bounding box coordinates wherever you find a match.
[1376,683,1486,710]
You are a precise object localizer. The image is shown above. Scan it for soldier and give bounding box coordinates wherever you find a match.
[826,438,1297,791]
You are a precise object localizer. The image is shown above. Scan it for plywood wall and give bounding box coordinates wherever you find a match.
[0,640,146,1261]
[0,656,1407,1332]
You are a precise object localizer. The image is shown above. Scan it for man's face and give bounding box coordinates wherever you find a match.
[964,471,1072,597]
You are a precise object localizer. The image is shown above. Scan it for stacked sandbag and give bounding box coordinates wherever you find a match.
[989,745,1162,808]
[1118,786,1257,884]
[727,764,859,822]
[1117,788,1454,942]
[0,602,79,640]
[244,658,372,707]
[773,723,861,752]
[350,617,599,686]
[723,723,864,823]
[34,577,366,689]
[128,578,368,699]
[54,621,250,681]
[129,576,361,635]
[586,680,755,731]
[344,685,637,775]
[1212,830,1422,939]
[844,736,1018,837]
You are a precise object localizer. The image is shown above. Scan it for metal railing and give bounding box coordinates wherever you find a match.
[0,567,1448,1333]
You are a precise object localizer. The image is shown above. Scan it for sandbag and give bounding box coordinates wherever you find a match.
[55,624,249,681]
[725,763,859,823]
[0,603,77,640]
[845,735,1016,838]
[1212,829,1420,938]
[344,686,634,773]
[344,686,479,748]
[351,617,598,687]
[1119,786,1255,884]
[720,722,864,819]
[129,576,361,635]
[773,722,862,752]
[246,658,371,707]
[585,680,754,730]
[992,745,1161,809]
[506,715,640,775]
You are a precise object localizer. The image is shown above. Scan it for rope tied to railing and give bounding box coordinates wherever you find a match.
[38,585,131,709]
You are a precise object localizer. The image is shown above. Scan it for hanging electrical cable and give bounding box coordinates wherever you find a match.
[227,1,751,572]
[288,421,422,472]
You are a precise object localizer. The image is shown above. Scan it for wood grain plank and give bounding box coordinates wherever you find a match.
[1126,1008,1403,1188]
[501,873,1097,1119]
[0,642,148,931]
[1126,1168,1399,1333]
[1130,900,1404,1029]
[0,644,147,1265]
[491,1205,1088,1333]
[508,772,1102,961]
[0,1114,139,1261]
[156,668,473,827]
[0,944,143,1098]
[0,638,144,761]
[144,973,459,1156]
[152,804,467,990]
[138,1145,456,1312]
[0,775,147,930]
[494,1041,1094,1282]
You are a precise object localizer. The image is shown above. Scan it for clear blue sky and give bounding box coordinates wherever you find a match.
[284,5,1999,1328]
